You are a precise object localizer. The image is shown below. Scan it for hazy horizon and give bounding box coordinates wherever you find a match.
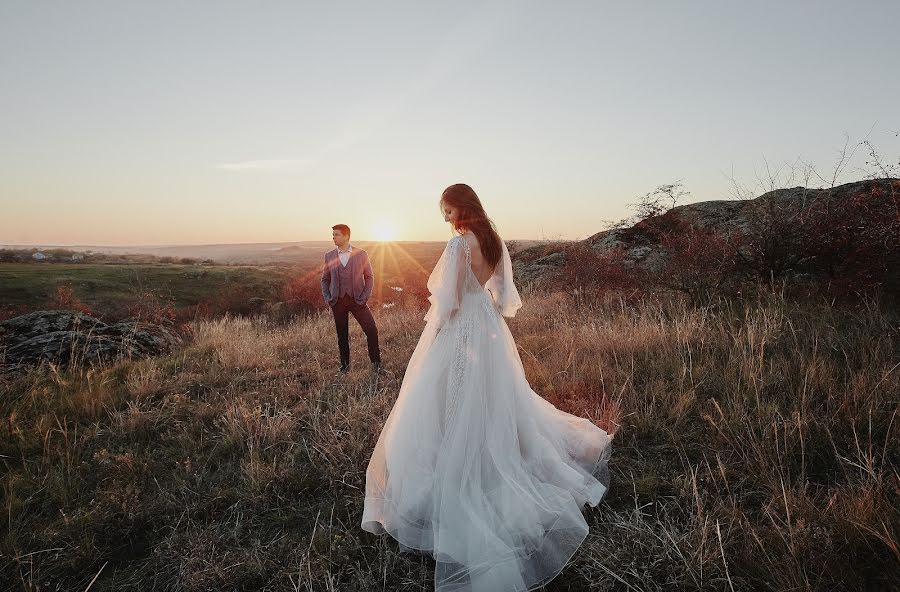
[3,1,898,245]
[1,238,555,249]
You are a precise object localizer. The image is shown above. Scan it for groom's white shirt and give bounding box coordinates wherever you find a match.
[338,244,353,267]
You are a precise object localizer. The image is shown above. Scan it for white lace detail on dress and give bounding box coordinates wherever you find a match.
[482,291,496,317]
[444,238,472,431]
[445,315,472,431]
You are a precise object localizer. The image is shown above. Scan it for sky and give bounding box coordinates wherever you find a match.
[1,0,898,245]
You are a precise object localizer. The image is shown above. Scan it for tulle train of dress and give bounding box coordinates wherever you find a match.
[361,236,612,592]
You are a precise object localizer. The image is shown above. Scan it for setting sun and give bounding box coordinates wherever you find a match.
[373,221,397,242]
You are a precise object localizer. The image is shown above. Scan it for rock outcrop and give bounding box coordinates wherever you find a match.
[513,179,899,283]
[0,310,183,371]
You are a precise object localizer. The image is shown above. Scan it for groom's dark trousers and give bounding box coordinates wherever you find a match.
[331,294,381,370]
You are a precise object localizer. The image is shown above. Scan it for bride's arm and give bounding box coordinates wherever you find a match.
[486,239,522,317]
[423,237,467,328]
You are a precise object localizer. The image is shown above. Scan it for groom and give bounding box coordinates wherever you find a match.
[321,224,381,373]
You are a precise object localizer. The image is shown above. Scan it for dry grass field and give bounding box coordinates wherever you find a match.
[2,288,898,591]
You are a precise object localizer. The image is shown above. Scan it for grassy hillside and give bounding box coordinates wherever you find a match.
[0,263,290,319]
[2,289,897,590]
[0,240,452,321]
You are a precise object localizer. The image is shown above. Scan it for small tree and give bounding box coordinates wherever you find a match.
[627,180,690,222]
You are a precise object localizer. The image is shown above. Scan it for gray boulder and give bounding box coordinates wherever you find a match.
[514,252,567,283]
[0,310,182,371]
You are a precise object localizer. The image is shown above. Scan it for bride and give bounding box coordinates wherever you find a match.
[361,184,612,591]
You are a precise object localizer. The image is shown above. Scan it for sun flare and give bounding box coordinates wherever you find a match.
[373,221,397,242]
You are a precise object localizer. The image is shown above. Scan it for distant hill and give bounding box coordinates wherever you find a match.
[0,242,337,265]
[1,239,558,266]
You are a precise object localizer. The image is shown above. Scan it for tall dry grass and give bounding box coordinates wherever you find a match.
[1,291,897,591]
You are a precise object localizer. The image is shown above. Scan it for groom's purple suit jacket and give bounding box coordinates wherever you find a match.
[321,247,375,307]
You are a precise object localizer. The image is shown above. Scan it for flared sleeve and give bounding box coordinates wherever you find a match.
[485,239,522,318]
[423,236,467,327]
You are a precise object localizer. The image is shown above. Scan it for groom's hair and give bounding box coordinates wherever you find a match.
[332,224,351,238]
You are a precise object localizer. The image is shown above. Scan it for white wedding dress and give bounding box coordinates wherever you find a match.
[361,235,612,592]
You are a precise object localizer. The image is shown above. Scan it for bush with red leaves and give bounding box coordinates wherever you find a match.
[49,284,93,315]
[113,289,178,324]
[548,242,646,300]
[795,179,900,301]
[739,179,900,302]
[656,218,746,304]
[281,269,328,316]
[614,209,745,304]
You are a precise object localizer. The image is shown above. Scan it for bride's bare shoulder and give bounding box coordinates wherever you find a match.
[459,232,480,252]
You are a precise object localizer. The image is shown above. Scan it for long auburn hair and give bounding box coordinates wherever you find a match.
[440,183,503,269]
